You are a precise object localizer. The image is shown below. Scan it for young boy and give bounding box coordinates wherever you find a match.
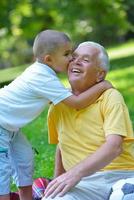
[0,30,111,200]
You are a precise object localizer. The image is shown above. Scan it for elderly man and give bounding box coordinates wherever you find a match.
[43,42,134,200]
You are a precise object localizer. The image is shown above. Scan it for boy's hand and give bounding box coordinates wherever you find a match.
[99,80,113,90]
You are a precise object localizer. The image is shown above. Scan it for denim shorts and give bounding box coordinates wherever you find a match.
[0,126,34,195]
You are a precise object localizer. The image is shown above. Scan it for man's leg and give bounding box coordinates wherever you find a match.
[42,194,75,200]
[42,176,106,200]
[123,193,134,200]
[42,172,113,200]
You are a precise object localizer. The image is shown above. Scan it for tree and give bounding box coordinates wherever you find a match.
[0,0,133,68]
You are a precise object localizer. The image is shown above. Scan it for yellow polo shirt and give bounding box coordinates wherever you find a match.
[47,88,134,171]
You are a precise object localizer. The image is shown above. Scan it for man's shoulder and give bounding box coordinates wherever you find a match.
[103,88,123,99]
[48,102,65,115]
[101,88,125,105]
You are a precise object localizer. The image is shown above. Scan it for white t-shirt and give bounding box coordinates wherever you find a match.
[0,62,72,131]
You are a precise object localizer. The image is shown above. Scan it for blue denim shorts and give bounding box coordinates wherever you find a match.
[0,126,34,195]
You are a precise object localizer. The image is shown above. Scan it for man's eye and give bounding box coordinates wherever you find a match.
[64,52,72,57]
[71,56,76,61]
[83,58,89,62]
[64,53,69,56]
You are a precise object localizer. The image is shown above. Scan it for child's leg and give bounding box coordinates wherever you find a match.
[0,127,13,199]
[0,196,10,200]
[10,177,51,200]
[10,192,19,200]
[0,195,10,200]
[18,185,32,200]
[11,131,34,200]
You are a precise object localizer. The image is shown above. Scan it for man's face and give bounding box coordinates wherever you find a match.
[68,44,101,91]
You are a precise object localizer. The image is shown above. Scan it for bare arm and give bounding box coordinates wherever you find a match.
[54,145,65,178]
[62,80,112,109]
[44,134,123,198]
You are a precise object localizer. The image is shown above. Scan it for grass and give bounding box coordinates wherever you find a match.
[1,40,133,191]
[107,41,134,124]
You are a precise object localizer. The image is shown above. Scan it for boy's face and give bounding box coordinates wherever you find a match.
[50,42,72,73]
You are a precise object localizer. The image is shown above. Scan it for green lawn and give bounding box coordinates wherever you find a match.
[0,65,27,86]
[1,40,133,191]
[107,41,134,124]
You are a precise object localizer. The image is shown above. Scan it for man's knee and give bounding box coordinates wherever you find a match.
[123,193,134,200]
[42,195,74,200]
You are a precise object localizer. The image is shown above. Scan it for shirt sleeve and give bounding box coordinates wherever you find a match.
[28,72,72,105]
[40,78,72,105]
[102,89,134,138]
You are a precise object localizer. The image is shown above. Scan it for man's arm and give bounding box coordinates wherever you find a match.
[62,80,112,109]
[44,134,123,198]
[54,145,65,178]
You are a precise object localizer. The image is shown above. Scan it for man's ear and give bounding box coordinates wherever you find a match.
[96,70,106,83]
[43,55,53,66]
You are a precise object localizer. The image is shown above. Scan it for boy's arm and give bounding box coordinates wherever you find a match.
[54,145,65,178]
[62,80,112,109]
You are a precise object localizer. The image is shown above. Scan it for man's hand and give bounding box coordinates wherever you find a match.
[44,169,81,198]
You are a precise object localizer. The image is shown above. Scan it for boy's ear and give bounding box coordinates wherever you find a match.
[96,70,106,83]
[43,55,53,66]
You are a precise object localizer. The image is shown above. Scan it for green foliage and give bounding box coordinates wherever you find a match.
[0,36,31,68]
[1,0,130,42]
[0,0,134,69]
[57,0,130,44]
[124,0,134,39]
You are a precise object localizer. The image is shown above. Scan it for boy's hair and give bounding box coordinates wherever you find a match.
[33,30,71,61]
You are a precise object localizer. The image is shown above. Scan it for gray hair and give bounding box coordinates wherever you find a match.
[33,29,71,61]
[78,41,110,71]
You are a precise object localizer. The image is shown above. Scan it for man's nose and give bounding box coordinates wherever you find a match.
[72,57,81,64]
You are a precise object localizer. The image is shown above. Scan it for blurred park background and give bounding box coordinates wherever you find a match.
[0,0,134,189]
[0,0,134,71]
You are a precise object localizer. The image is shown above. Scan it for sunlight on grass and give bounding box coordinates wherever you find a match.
[107,66,134,125]
[108,40,134,59]
[107,66,134,88]
[0,64,27,83]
